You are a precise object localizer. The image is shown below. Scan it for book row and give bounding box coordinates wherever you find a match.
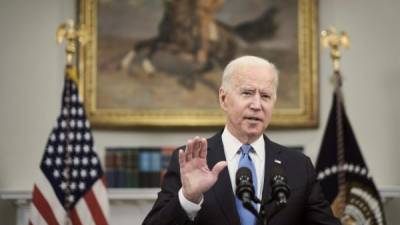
[105,147,176,188]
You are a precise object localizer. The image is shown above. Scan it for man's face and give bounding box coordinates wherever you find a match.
[219,66,277,143]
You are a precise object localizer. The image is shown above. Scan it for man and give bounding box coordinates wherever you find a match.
[143,56,340,225]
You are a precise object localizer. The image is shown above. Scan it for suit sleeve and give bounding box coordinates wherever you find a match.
[142,150,195,225]
[304,157,341,225]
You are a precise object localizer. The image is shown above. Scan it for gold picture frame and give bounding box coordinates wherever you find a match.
[79,0,318,128]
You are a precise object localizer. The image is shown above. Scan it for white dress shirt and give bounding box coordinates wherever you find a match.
[178,127,266,220]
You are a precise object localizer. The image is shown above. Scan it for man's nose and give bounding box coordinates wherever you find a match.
[250,94,262,110]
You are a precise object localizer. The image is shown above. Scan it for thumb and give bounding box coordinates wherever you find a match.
[211,161,227,176]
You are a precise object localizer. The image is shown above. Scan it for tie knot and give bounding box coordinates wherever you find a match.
[240,144,252,155]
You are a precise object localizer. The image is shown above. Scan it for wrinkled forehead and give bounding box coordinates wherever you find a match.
[232,65,278,87]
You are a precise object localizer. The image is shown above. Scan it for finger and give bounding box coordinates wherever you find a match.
[186,139,194,162]
[193,136,202,158]
[199,137,208,159]
[178,149,186,168]
[211,161,227,176]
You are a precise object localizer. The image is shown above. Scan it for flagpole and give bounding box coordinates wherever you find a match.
[56,19,88,225]
[321,27,350,218]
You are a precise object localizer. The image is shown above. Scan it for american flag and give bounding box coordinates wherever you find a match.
[29,68,109,225]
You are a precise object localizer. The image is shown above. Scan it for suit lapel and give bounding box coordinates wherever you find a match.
[261,135,281,220]
[207,132,241,225]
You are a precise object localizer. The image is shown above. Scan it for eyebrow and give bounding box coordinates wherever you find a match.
[240,86,272,93]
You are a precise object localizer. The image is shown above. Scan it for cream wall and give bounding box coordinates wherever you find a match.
[1,0,399,224]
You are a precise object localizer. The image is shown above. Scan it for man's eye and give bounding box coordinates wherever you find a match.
[242,91,252,96]
[261,94,271,99]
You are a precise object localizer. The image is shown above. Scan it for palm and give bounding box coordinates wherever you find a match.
[179,137,227,203]
[181,157,217,193]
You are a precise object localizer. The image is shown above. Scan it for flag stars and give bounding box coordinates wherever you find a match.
[55,157,62,166]
[79,182,86,190]
[68,195,75,203]
[47,146,54,154]
[61,120,67,128]
[72,169,78,178]
[71,94,77,103]
[67,145,73,153]
[57,146,64,154]
[348,164,354,172]
[354,165,360,173]
[68,132,75,141]
[324,167,331,176]
[331,166,337,173]
[85,121,90,128]
[53,170,60,178]
[50,134,56,142]
[75,145,81,153]
[82,157,89,166]
[81,169,87,178]
[73,157,80,166]
[59,133,65,141]
[91,157,98,165]
[317,172,325,180]
[84,132,91,141]
[77,120,83,128]
[71,107,77,116]
[78,108,83,116]
[76,133,82,141]
[318,165,370,181]
[62,108,69,116]
[90,169,97,178]
[70,182,77,190]
[361,168,367,175]
[69,120,76,128]
[44,158,52,166]
[83,145,90,153]
[60,182,67,190]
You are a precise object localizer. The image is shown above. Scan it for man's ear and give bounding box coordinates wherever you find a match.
[219,87,227,111]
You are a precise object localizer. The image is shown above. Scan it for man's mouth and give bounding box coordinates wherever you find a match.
[244,116,263,122]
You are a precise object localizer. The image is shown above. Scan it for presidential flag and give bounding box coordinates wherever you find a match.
[29,67,109,225]
[316,72,386,225]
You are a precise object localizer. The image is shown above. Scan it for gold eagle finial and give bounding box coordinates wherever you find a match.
[56,19,88,66]
[321,27,350,73]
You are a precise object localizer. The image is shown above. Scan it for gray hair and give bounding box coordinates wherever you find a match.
[221,55,279,91]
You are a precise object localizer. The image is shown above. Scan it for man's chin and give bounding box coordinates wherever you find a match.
[244,127,264,138]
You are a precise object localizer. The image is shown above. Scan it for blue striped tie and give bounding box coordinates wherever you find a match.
[235,144,257,225]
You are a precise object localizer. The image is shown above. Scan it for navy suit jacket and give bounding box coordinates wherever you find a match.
[142,132,340,225]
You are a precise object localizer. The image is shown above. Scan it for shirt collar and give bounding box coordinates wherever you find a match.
[221,127,265,162]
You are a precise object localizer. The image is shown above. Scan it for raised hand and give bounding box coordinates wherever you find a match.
[179,136,227,203]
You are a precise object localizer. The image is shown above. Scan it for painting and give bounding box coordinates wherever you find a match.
[79,0,318,128]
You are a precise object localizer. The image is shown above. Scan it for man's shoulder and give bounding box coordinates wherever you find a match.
[206,130,224,146]
[266,136,310,161]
